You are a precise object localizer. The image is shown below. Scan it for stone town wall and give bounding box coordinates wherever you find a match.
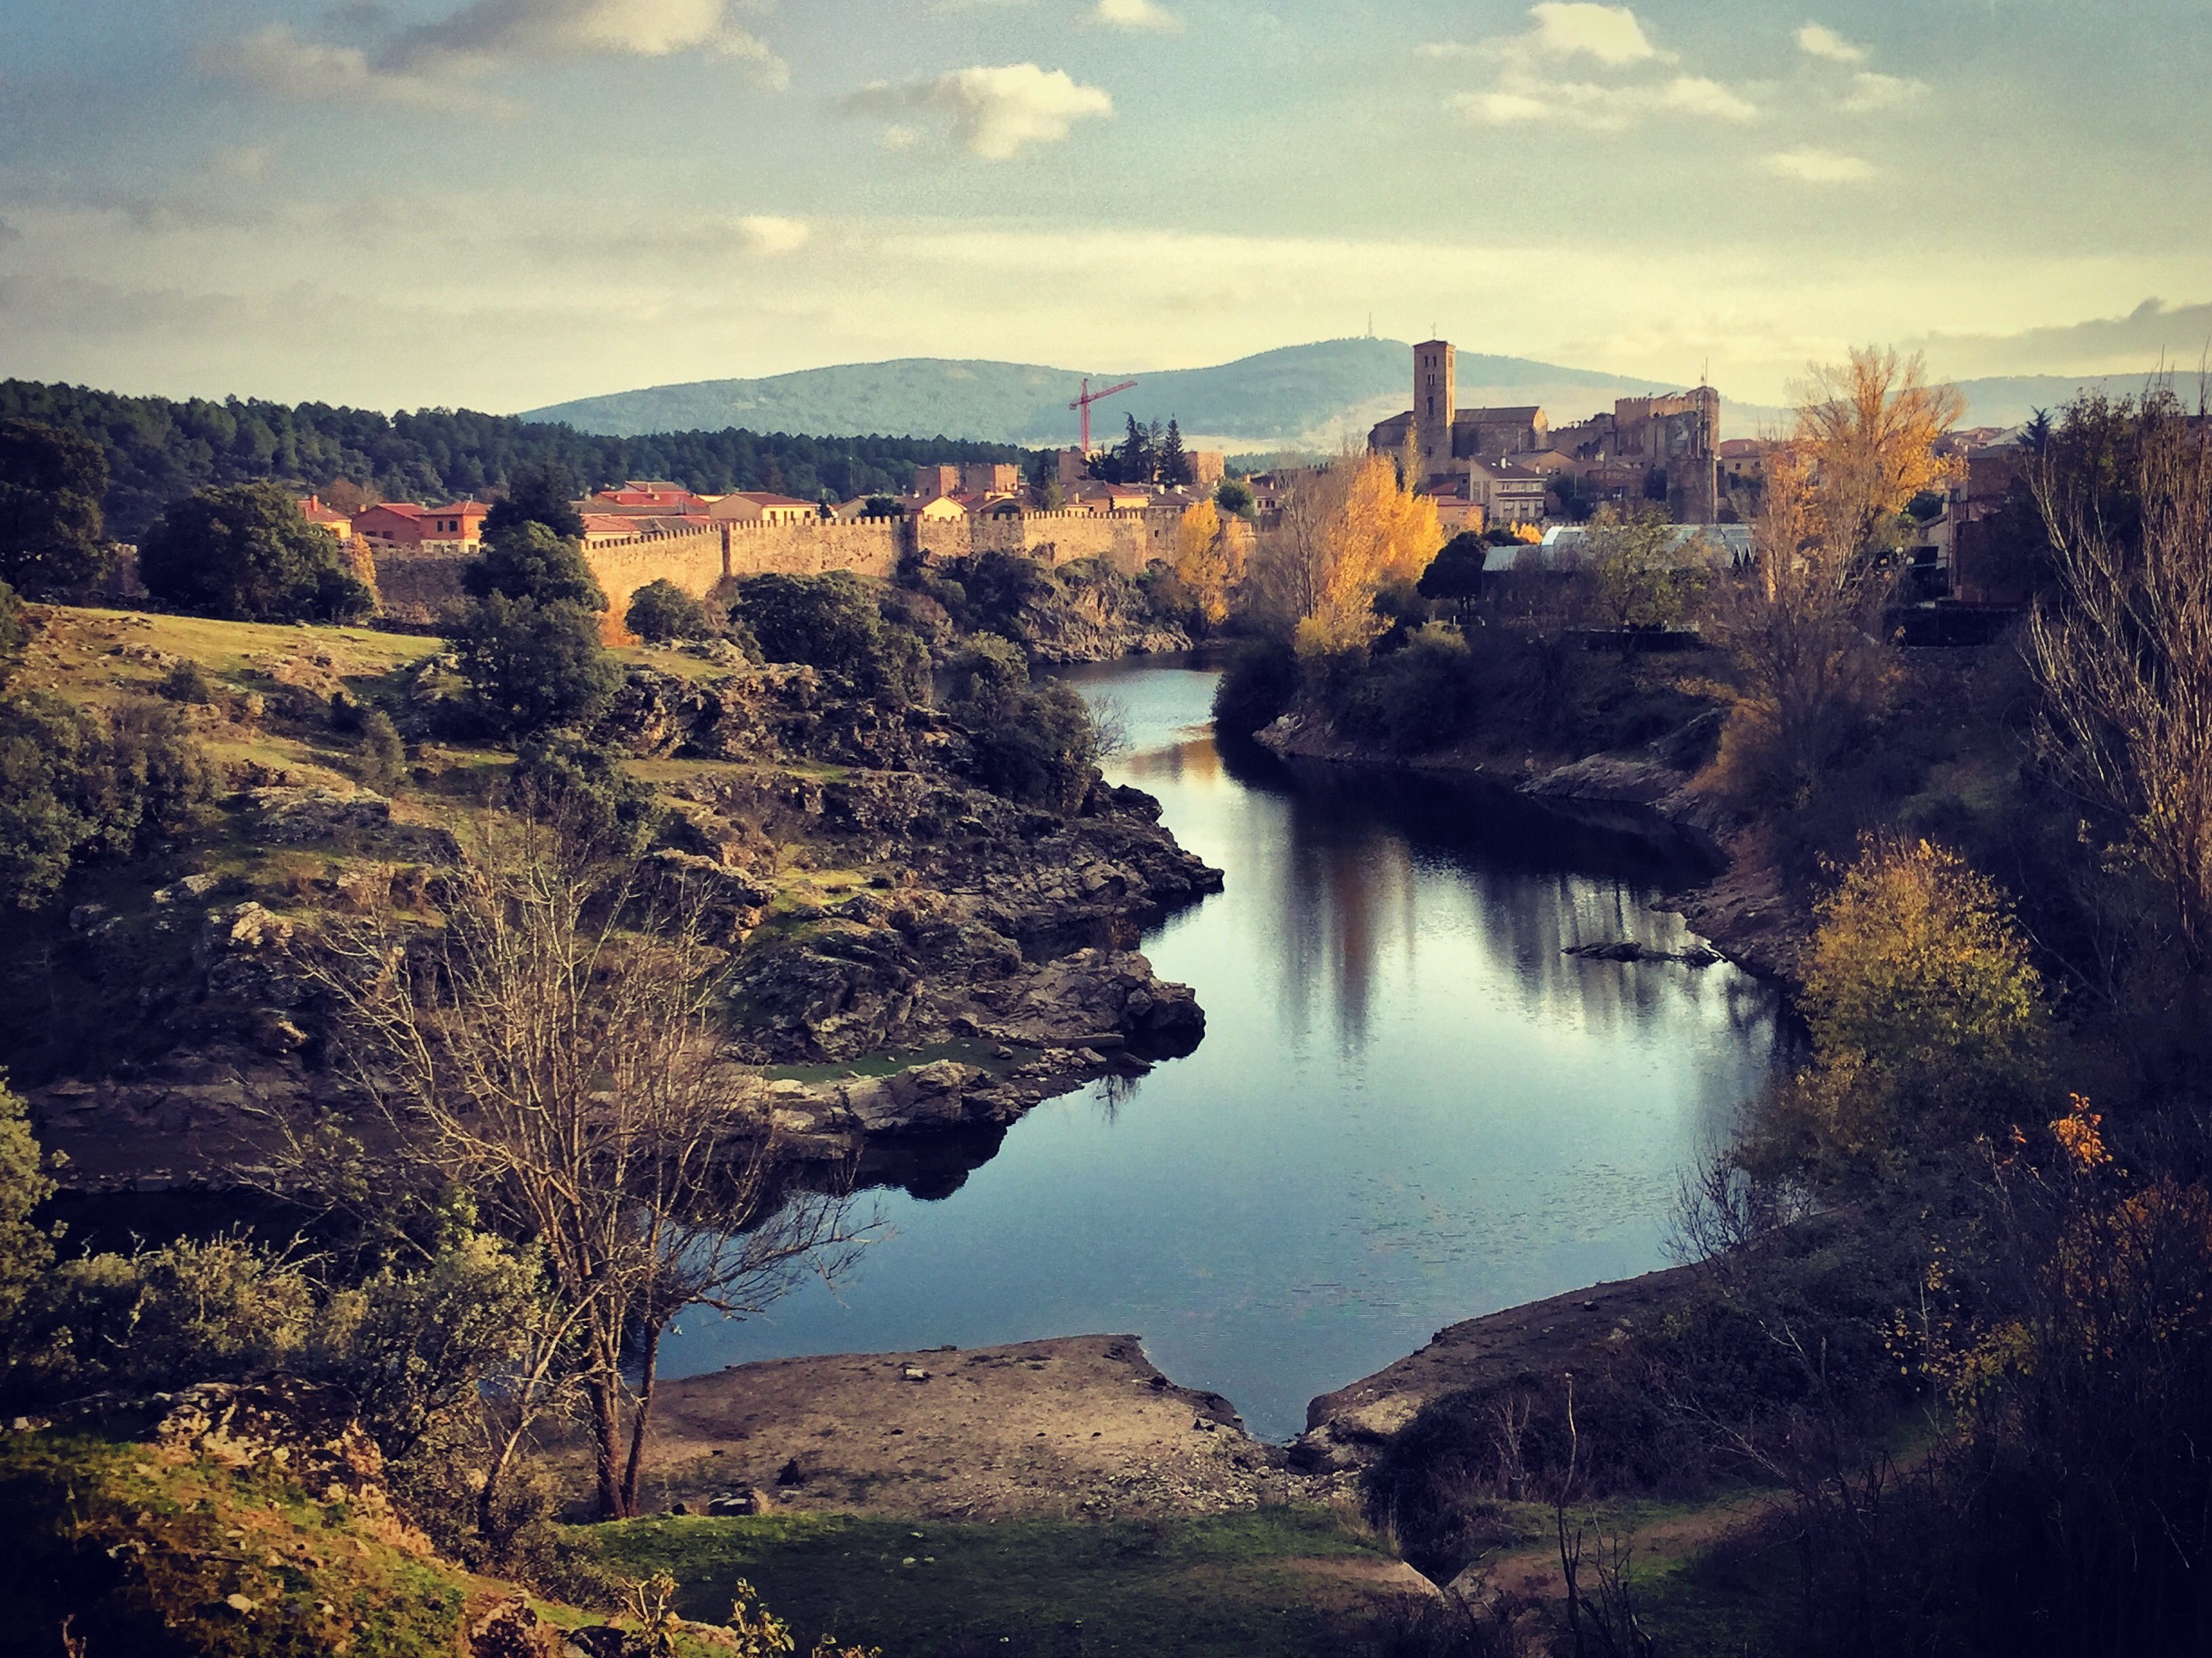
[365,506,1190,634]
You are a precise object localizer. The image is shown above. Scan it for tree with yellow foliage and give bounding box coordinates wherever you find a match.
[1172,498,1244,626]
[1750,836,2051,1180]
[1706,348,1962,803]
[1792,346,1965,559]
[1244,451,1440,653]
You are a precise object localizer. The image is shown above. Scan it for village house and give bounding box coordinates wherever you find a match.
[708,491,819,524]
[350,500,489,548]
[590,480,711,514]
[296,495,352,540]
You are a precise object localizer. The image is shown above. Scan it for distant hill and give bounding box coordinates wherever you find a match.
[1952,373,2180,430]
[521,339,1740,449]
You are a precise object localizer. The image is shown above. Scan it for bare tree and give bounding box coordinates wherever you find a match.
[301,818,865,1518]
[2030,390,2212,964]
[1703,442,1892,801]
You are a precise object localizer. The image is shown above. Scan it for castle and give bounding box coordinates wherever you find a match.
[1369,340,1721,525]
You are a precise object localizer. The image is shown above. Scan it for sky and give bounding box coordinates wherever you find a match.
[3,0,2210,413]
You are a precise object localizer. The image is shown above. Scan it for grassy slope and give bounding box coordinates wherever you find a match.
[597,1508,1414,1658]
[0,1428,624,1658]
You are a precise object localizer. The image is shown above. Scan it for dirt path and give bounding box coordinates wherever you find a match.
[580,1335,1347,1520]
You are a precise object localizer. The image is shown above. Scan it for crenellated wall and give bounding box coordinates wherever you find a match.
[365,505,1191,634]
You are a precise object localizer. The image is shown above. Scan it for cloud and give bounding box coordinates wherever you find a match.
[1839,70,1925,112]
[1437,5,1755,132]
[1797,23,1866,64]
[1763,148,1877,183]
[880,124,923,150]
[1528,3,1665,65]
[1917,297,2212,377]
[222,26,453,106]
[1090,0,1182,30]
[736,215,809,255]
[1458,73,1756,131]
[844,64,1113,160]
[213,0,785,105]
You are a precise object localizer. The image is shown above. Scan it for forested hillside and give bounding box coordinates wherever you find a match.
[0,380,1033,540]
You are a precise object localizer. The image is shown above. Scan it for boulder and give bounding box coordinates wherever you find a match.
[247,786,392,844]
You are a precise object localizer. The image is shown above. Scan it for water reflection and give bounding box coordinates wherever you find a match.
[662,658,1787,1440]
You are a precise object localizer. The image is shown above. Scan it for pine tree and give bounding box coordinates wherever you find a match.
[1159,418,1192,487]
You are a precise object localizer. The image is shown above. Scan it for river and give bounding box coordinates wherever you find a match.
[660,656,1787,1441]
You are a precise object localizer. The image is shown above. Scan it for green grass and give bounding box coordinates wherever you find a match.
[594,1508,1408,1658]
[764,1038,1036,1085]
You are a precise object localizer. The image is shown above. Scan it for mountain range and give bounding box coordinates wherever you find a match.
[520,340,2167,452]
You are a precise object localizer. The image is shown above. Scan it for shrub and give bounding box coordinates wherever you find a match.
[139,481,372,622]
[734,571,924,705]
[1339,625,1478,754]
[451,594,622,737]
[735,571,883,672]
[156,659,220,705]
[356,710,407,792]
[0,418,111,598]
[463,521,605,611]
[506,729,659,856]
[623,578,720,643]
[0,1078,54,1334]
[0,691,215,910]
[0,580,24,674]
[968,681,1100,813]
[1212,636,1298,737]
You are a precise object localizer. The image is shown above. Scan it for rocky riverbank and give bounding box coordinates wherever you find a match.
[1254,710,1809,983]
[13,613,1224,1193]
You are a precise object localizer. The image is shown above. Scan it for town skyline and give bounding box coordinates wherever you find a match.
[5,0,2210,413]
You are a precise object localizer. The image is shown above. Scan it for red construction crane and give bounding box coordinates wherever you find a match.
[1069,377,1138,453]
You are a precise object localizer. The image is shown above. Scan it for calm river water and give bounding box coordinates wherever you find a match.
[661,657,1786,1440]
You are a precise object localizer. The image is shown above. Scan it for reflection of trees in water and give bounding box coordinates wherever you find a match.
[1119,734,1221,786]
[1234,753,1776,1060]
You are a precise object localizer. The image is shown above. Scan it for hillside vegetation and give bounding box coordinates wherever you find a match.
[0,381,1032,542]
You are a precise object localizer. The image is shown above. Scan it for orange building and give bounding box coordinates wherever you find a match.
[352,500,489,548]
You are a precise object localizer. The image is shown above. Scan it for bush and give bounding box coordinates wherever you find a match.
[1211,636,1298,737]
[463,521,605,611]
[0,1078,54,1334]
[451,594,622,737]
[356,709,407,792]
[138,481,373,622]
[734,571,925,705]
[0,580,25,674]
[938,645,1099,813]
[623,578,720,643]
[1338,625,1479,754]
[505,730,659,856]
[155,659,220,705]
[0,691,215,910]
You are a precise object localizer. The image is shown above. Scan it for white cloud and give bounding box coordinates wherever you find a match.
[1457,73,1756,131]
[214,0,786,105]
[1797,23,1866,64]
[736,215,809,255]
[1529,3,1664,66]
[1659,76,1758,122]
[1437,5,1754,132]
[844,64,1113,160]
[1763,148,1877,184]
[880,124,923,150]
[1840,70,1926,113]
[1090,0,1182,31]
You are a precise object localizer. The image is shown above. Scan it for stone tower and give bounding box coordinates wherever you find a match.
[1414,340,1456,483]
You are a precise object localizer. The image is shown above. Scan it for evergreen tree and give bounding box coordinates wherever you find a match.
[1159,418,1191,487]
[139,482,371,622]
[482,460,586,542]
